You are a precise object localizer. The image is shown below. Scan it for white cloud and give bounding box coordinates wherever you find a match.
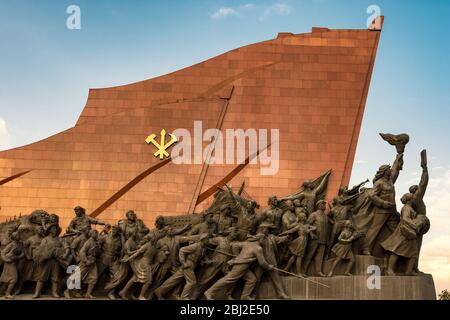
[0,116,10,151]
[270,3,292,15]
[420,235,450,295]
[423,168,450,234]
[355,159,367,164]
[418,168,450,295]
[210,2,292,21]
[241,3,256,10]
[211,7,237,20]
[259,3,293,21]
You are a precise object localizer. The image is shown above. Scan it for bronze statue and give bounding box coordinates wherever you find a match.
[0,132,436,300]
[155,234,210,300]
[65,229,100,299]
[32,224,64,299]
[381,193,421,275]
[280,211,315,276]
[354,134,407,256]
[0,231,24,299]
[98,225,126,300]
[281,200,297,233]
[204,233,274,300]
[258,196,283,235]
[215,205,235,235]
[147,228,197,298]
[15,226,45,295]
[409,150,430,272]
[327,220,363,276]
[253,223,290,299]
[117,210,146,240]
[227,185,258,241]
[194,227,238,299]
[66,206,109,234]
[302,200,330,276]
[287,171,331,215]
[187,211,217,236]
[120,234,158,300]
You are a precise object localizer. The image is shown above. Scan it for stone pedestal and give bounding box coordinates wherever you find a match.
[258,255,436,300]
[322,255,385,276]
[257,274,436,300]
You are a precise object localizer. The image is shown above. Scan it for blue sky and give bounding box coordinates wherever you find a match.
[0,0,449,293]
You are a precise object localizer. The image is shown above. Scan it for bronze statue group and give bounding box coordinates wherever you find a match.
[0,134,431,300]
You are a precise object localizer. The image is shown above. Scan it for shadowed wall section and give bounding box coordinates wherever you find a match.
[0,23,382,229]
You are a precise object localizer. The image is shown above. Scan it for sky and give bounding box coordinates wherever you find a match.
[0,0,449,296]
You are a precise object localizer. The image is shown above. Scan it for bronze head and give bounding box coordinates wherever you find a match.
[373,164,391,182]
[268,196,278,207]
[74,206,86,217]
[126,210,137,222]
[286,200,294,211]
[303,180,314,190]
[316,200,327,211]
[400,192,414,205]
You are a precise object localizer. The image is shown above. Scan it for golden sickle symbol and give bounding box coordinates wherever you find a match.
[145,129,178,159]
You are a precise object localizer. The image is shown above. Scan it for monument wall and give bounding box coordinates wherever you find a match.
[0,25,382,229]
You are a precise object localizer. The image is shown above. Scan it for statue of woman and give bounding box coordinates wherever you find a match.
[0,231,24,299]
[381,193,420,275]
[280,211,315,276]
[356,153,403,256]
[353,135,408,256]
[15,226,45,295]
[119,234,158,300]
[327,220,363,276]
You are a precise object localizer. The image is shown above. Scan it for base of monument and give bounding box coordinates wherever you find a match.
[257,273,436,300]
[257,255,436,300]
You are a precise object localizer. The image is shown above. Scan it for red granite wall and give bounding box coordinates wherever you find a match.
[0,25,382,229]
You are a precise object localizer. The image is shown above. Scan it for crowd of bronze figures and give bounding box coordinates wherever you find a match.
[0,133,430,300]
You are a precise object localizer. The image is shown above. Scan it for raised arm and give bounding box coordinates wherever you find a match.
[178,234,201,245]
[315,171,331,195]
[187,224,201,236]
[172,224,191,235]
[275,235,290,245]
[416,157,429,201]
[223,184,245,218]
[88,216,108,226]
[391,153,404,184]
[123,243,148,262]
